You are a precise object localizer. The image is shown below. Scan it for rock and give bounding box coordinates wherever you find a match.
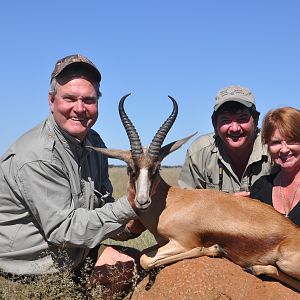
[131,256,300,300]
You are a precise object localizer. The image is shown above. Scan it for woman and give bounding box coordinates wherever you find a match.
[250,107,300,226]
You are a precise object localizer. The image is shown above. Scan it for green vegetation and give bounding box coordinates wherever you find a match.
[0,166,181,299]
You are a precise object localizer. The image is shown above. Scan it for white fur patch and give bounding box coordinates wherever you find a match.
[136,168,151,206]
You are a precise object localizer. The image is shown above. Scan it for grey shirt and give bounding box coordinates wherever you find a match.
[0,114,136,275]
[178,131,274,193]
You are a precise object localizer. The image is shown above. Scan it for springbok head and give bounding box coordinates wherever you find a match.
[89,94,196,210]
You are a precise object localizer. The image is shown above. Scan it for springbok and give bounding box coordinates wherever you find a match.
[89,94,300,291]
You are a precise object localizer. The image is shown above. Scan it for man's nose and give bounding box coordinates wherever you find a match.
[229,121,240,131]
[74,100,86,112]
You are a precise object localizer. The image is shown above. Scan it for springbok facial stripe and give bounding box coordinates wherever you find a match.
[136,168,151,206]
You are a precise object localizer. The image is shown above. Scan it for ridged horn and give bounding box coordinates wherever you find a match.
[148,96,178,159]
[118,94,143,158]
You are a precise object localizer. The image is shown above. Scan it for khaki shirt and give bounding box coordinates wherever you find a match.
[178,131,274,193]
[0,114,136,275]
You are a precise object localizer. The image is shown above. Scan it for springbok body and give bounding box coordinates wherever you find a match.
[90,94,300,291]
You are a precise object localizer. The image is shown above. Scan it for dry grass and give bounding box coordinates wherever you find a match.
[0,268,82,300]
[0,166,181,299]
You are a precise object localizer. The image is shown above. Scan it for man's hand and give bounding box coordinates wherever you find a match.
[234,191,250,198]
[126,219,146,235]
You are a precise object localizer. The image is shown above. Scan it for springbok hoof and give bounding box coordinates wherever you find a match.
[244,266,254,274]
[215,244,227,256]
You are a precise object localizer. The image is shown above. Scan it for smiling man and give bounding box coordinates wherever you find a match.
[178,85,275,194]
[0,55,143,294]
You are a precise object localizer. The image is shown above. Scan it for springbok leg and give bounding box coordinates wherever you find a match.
[140,240,224,270]
[247,264,300,292]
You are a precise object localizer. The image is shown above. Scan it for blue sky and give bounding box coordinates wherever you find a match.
[1,1,299,165]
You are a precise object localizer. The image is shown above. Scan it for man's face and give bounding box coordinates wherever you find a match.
[216,108,257,152]
[48,77,98,142]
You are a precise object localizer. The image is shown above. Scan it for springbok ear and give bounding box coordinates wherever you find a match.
[158,132,197,161]
[87,146,132,164]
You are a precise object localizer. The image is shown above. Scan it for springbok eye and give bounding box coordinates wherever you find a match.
[151,167,160,176]
[127,167,137,178]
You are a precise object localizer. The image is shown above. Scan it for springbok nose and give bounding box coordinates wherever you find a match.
[136,198,151,209]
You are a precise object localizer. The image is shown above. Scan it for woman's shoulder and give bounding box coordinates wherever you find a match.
[250,173,277,204]
[254,172,277,186]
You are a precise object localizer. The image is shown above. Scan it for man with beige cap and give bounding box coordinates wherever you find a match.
[178,85,275,194]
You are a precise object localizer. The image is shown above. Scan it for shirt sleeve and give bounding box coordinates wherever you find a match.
[178,150,205,189]
[16,161,137,248]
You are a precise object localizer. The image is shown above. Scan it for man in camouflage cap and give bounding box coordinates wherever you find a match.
[51,54,101,83]
[178,85,275,195]
[0,54,143,295]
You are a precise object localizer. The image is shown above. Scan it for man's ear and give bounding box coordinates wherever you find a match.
[48,93,55,112]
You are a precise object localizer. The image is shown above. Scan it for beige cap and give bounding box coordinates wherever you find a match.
[214,85,255,111]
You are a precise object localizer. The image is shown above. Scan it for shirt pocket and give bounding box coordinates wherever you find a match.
[204,171,220,190]
[79,178,98,209]
[205,182,220,190]
[71,191,82,209]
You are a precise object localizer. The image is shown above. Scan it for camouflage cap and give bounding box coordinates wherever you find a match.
[50,54,101,83]
[214,85,255,111]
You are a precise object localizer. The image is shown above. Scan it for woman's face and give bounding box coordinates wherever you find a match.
[268,128,300,173]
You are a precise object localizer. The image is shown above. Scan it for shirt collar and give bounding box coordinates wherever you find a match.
[48,113,87,158]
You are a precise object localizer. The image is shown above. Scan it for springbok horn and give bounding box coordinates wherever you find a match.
[119,94,143,158]
[148,96,178,159]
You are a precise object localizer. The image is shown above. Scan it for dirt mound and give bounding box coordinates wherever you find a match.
[131,256,300,300]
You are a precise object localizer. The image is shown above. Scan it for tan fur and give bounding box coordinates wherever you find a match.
[138,175,300,292]
[89,139,300,291]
